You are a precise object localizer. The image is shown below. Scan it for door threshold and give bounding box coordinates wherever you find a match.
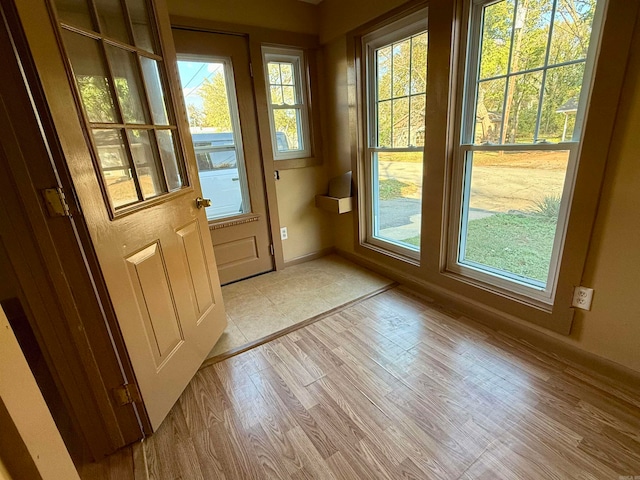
[199,282,398,370]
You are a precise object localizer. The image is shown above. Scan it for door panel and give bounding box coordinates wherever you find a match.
[173,29,274,285]
[13,0,227,430]
[176,221,215,318]
[125,242,184,366]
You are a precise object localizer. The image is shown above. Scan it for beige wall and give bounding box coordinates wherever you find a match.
[321,1,640,374]
[275,166,334,262]
[319,0,407,43]
[167,0,318,34]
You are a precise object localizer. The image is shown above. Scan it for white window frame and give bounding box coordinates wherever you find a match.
[362,8,428,262]
[447,0,606,305]
[262,47,311,160]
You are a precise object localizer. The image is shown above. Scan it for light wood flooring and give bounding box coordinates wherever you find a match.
[80,287,640,479]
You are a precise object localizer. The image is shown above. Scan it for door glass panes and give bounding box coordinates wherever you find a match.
[368,28,427,255]
[177,59,251,220]
[156,130,182,191]
[93,129,138,207]
[124,0,155,53]
[63,30,118,123]
[457,0,600,292]
[94,0,130,43]
[55,0,94,31]
[140,57,170,125]
[54,0,188,213]
[127,129,166,198]
[460,150,569,285]
[106,46,147,124]
[373,152,424,250]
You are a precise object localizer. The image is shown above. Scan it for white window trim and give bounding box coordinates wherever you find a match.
[262,47,311,160]
[361,8,428,262]
[446,0,607,306]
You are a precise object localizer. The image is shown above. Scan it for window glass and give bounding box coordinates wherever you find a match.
[177,59,251,220]
[364,19,428,258]
[263,48,310,159]
[453,0,600,298]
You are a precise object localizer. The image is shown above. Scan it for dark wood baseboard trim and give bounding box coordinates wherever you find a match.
[283,247,336,268]
[336,249,640,392]
[199,281,397,369]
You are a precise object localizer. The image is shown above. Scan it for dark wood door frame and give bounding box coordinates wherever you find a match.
[0,0,149,460]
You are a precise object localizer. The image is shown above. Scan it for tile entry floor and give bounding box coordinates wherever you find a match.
[206,254,394,359]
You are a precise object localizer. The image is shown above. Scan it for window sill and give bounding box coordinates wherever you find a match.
[274,155,322,170]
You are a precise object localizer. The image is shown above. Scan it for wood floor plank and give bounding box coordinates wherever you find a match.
[81,286,640,480]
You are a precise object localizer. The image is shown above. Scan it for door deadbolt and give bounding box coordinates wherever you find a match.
[195,197,212,209]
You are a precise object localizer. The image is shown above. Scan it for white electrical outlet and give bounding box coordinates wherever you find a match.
[280,227,288,240]
[572,286,594,310]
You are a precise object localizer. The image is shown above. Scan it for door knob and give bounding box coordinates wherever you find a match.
[195,197,212,209]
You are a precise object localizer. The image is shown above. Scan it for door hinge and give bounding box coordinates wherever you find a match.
[42,187,71,218]
[269,244,275,256]
[249,62,254,78]
[113,383,141,406]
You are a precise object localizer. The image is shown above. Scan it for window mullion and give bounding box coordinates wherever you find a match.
[498,0,519,144]
[534,0,559,142]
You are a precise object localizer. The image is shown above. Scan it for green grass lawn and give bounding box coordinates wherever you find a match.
[378,179,418,200]
[402,213,558,283]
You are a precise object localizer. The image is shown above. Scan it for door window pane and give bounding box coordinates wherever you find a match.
[373,151,423,251]
[140,57,170,125]
[94,0,130,43]
[156,130,182,191]
[127,129,166,198]
[54,0,94,30]
[124,0,155,53]
[63,30,118,123]
[177,59,250,220]
[459,150,569,285]
[106,45,147,124]
[93,129,139,207]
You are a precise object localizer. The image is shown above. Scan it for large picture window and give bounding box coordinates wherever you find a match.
[449,0,603,302]
[362,10,428,260]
